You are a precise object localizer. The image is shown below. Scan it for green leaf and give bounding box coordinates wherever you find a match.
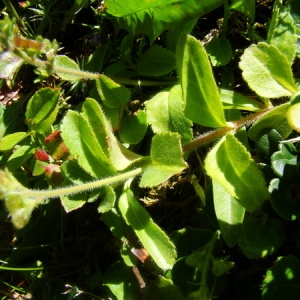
[96,75,130,109]
[0,52,24,80]
[145,85,192,144]
[205,134,269,212]
[219,89,263,111]
[60,160,96,212]
[7,145,35,171]
[103,261,140,300]
[269,178,300,221]
[255,129,283,164]
[238,214,286,259]
[54,55,81,81]
[213,180,245,247]
[140,132,187,187]
[248,103,292,141]
[177,34,227,127]
[231,0,255,21]
[142,277,186,300]
[25,87,60,133]
[81,98,111,157]
[5,194,41,229]
[81,98,142,170]
[119,110,148,144]
[239,43,297,98]
[271,143,298,180]
[136,45,176,76]
[262,255,300,300]
[97,186,116,213]
[212,259,235,277]
[60,110,116,178]
[287,102,300,132]
[118,184,177,270]
[205,37,232,66]
[267,0,296,64]
[110,0,224,42]
[106,0,180,17]
[0,132,28,151]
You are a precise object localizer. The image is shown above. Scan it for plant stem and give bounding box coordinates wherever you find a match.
[15,168,143,199]
[3,0,28,36]
[182,108,272,153]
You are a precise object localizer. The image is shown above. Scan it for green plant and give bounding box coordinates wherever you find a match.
[0,0,300,299]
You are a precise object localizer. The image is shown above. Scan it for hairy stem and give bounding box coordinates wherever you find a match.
[15,168,143,199]
[182,108,272,153]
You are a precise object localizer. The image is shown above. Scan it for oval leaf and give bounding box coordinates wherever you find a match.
[119,110,148,144]
[61,110,116,178]
[176,34,227,127]
[0,132,28,151]
[248,103,292,141]
[96,75,130,109]
[205,134,269,212]
[213,179,245,247]
[267,0,296,64]
[137,45,176,76]
[54,55,81,81]
[25,87,60,132]
[140,132,187,187]
[118,185,177,270]
[239,43,297,98]
[238,214,286,259]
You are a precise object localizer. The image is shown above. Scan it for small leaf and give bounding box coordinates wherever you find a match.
[81,98,142,170]
[103,261,140,300]
[238,214,286,259]
[205,37,232,66]
[119,111,148,144]
[267,0,296,64]
[0,170,41,229]
[219,89,263,111]
[0,132,28,151]
[262,255,300,300]
[177,34,227,127]
[248,103,292,141]
[61,110,116,178]
[269,178,300,221]
[6,194,41,229]
[140,132,187,187]
[142,277,186,300]
[255,129,283,164]
[106,0,180,17]
[145,85,192,144]
[212,259,235,276]
[118,185,177,270]
[231,0,255,21]
[25,87,60,132]
[239,43,297,98]
[96,75,130,109]
[97,186,116,213]
[287,102,300,132]
[81,98,111,157]
[271,143,298,180]
[54,55,81,81]
[213,180,245,247]
[136,44,176,76]
[0,52,24,80]
[205,134,269,212]
[60,160,96,212]
[7,145,35,171]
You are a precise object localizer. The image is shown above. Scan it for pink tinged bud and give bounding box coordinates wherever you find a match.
[44,164,63,187]
[44,131,69,160]
[34,149,50,162]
